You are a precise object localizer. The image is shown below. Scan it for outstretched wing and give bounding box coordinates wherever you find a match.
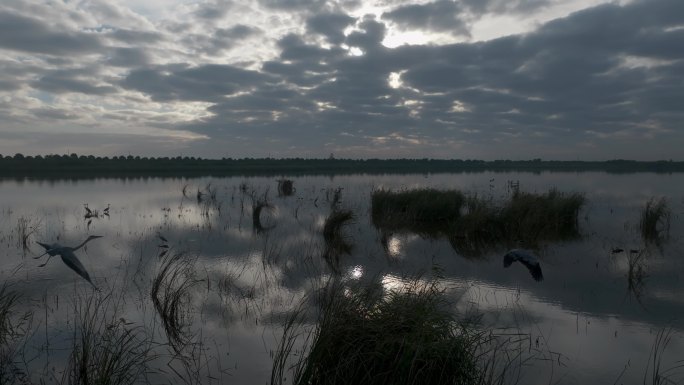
[60,250,97,289]
[37,242,61,256]
[503,252,516,267]
[522,261,544,282]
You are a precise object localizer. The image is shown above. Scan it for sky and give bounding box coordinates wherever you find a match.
[0,0,682,160]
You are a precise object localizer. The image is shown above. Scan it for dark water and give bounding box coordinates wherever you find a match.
[1,172,683,384]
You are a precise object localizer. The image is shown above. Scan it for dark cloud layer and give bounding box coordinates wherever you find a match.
[180,0,684,157]
[1,0,683,159]
[382,0,469,34]
[0,10,102,55]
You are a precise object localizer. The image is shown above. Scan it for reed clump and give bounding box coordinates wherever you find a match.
[627,250,647,300]
[640,197,670,244]
[497,189,584,242]
[151,252,198,353]
[277,179,294,196]
[372,189,465,233]
[372,188,584,256]
[323,210,354,253]
[253,200,274,233]
[277,279,489,385]
[62,294,153,385]
[1,285,32,384]
[322,210,355,272]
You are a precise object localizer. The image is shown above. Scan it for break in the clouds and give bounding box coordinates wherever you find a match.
[0,0,683,160]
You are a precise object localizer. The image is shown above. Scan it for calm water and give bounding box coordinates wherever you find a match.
[1,172,683,384]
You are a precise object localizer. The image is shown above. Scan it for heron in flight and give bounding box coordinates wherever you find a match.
[35,235,102,289]
[503,249,544,282]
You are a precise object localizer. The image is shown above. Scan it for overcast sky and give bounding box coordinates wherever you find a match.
[0,0,682,160]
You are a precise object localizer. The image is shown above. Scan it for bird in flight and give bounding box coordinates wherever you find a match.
[35,235,102,289]
[503,249,544,282]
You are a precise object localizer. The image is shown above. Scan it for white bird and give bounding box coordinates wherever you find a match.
[35,235,102,289]
[503,249,544,282]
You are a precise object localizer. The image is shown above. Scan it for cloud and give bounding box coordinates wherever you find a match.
[382,0,469,35]
[107,47,152,67]
[32,75,118,96]
[175,0,684,158]
[179,25,262,56]
[258,0,327,11]
[461,0,551,15]
[106,28,165,45]
[193,0,234,20]
[0,10,102,55]
[2,0,684,159]
[121,64,274,102]
[306,12,356,44]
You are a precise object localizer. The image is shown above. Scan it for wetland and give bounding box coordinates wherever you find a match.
[1,171,683,384]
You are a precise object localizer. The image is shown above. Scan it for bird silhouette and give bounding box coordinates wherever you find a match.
[35,235,102,289]
[503,249,544,282]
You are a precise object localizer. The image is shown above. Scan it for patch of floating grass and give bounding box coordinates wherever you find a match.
[372,189,465,233]
[640,197,670,244]
[372,188,584,256]
[498,189,584,243]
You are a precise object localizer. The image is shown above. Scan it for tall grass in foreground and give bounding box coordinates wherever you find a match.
[0,284,33,384]
[642,328,684,385]
[151,252,198,354]
[372,188,584,256]
[61,294,154,385]
[273,278,524,385]
[640,197,670,244]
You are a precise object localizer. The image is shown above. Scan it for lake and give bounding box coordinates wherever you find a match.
[1,172,683,384]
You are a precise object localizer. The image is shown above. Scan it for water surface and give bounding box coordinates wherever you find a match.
[1,172,683,384]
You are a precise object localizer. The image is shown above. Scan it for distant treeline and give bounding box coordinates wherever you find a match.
[1,153,683,177]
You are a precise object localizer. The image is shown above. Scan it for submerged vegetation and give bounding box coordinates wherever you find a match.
[372,188,585,256]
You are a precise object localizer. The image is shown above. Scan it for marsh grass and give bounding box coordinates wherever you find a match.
[61,293,154,385]
[640,197,670,244]
[151,252,198,353]
[627,249,648,301]
[642,328,684,385]
[253,200,275,233]
[501,189,583,240]
[277,179,294,196]
[372,188,584,256]
[16,215,41,255]
[273,278,519,385]
[371,189,465,233]
[0,284,33,384]
[326,187,343,210]
[322,210,354,272]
